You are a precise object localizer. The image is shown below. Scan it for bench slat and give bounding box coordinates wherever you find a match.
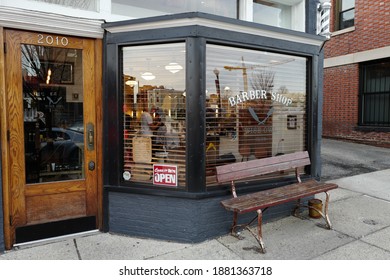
[221,179,338,214]
[217,151,309,174]
[217,158,309,183]
[216,151,310,183]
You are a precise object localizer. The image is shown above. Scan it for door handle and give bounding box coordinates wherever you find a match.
[86,122,94,151]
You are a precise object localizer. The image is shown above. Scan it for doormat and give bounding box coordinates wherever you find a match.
[15,216,96,243]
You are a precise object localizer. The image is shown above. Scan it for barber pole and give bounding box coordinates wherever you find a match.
[317,1,332,39]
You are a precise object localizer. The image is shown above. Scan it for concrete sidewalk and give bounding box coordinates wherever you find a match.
[1,169,390,260]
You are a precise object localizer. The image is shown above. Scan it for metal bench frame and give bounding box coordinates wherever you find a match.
[217,151,338,253]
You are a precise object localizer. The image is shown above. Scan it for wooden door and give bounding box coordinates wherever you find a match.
[4,30,101,247]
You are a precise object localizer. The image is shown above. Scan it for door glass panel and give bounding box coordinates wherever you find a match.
[22,45,84,184]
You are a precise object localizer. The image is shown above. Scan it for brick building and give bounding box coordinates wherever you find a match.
[323,0,390,147]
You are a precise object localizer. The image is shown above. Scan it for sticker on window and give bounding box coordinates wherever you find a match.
[123,171,131,181]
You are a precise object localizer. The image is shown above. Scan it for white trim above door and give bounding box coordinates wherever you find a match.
[0,6,104,39]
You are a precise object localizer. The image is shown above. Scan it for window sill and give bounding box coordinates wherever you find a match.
[332,26,355,37]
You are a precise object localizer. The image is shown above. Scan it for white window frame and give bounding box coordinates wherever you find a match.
[246,0,305,32]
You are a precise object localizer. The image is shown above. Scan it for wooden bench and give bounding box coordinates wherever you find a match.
[216,151,338,253]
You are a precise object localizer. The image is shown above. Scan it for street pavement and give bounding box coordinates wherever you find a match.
[1,139,390,260]
[321,138,390,181]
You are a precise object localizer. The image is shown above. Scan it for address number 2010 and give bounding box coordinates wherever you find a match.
[37,34,69,46]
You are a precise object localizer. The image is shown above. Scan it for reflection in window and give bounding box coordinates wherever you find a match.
[206,44,307,187]
[338,0,355,30]
[112,0,237,19]
[253,0,305,31]
[22,45,84,184]
[122,43,186,188]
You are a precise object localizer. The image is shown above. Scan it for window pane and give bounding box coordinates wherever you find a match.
[341,0,355,11]
[361,60,390,126]
[122,43,186,188]
[206,44,307,187]
[112,0,237,19]
[338,0,355,30]
[22,45,84,184]
[339,8,355,29]
[253,0,305,31]
[29,0,98,11]
[253,0,290,28]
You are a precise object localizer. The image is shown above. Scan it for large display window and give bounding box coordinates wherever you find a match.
[120,42,308,190]
[205,44,308,187]
[122,43,186,188]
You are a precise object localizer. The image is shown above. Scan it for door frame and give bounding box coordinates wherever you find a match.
[0,28,103,250]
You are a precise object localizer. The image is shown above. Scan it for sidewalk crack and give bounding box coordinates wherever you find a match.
[73,239,82,260]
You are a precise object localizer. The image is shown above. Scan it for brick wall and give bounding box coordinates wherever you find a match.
[323,0,390,146]
[323,64,359,136]
[325,0,390,58]
[108,191,294,243]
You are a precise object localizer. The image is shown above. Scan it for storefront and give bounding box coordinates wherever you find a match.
[1,2,328,251]
[102,12,326,242]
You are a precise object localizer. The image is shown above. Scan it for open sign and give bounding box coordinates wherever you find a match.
[153,164,178,187]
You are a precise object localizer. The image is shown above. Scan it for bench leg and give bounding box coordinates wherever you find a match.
[293,194,333,230]
[230,210,266,253]
[306,192,333,229]
[256,209,266,253]
[293,198,302,216]
[323,191,332,229]
[245,209,266,253]
[230,211,242,238]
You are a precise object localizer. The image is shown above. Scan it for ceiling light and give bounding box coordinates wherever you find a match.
[165,62,183,74]
[125,76,138,86]
[125,80,138,86]
[141,72,156,81]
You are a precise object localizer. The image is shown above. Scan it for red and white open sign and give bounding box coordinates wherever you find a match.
[153,164,178,187]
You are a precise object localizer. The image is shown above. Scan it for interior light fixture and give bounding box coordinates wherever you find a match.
[46,68,52,84]
[141,72,156,81]
[126,80,138,86]
[165,62,183,74]
[125,76,138,86]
